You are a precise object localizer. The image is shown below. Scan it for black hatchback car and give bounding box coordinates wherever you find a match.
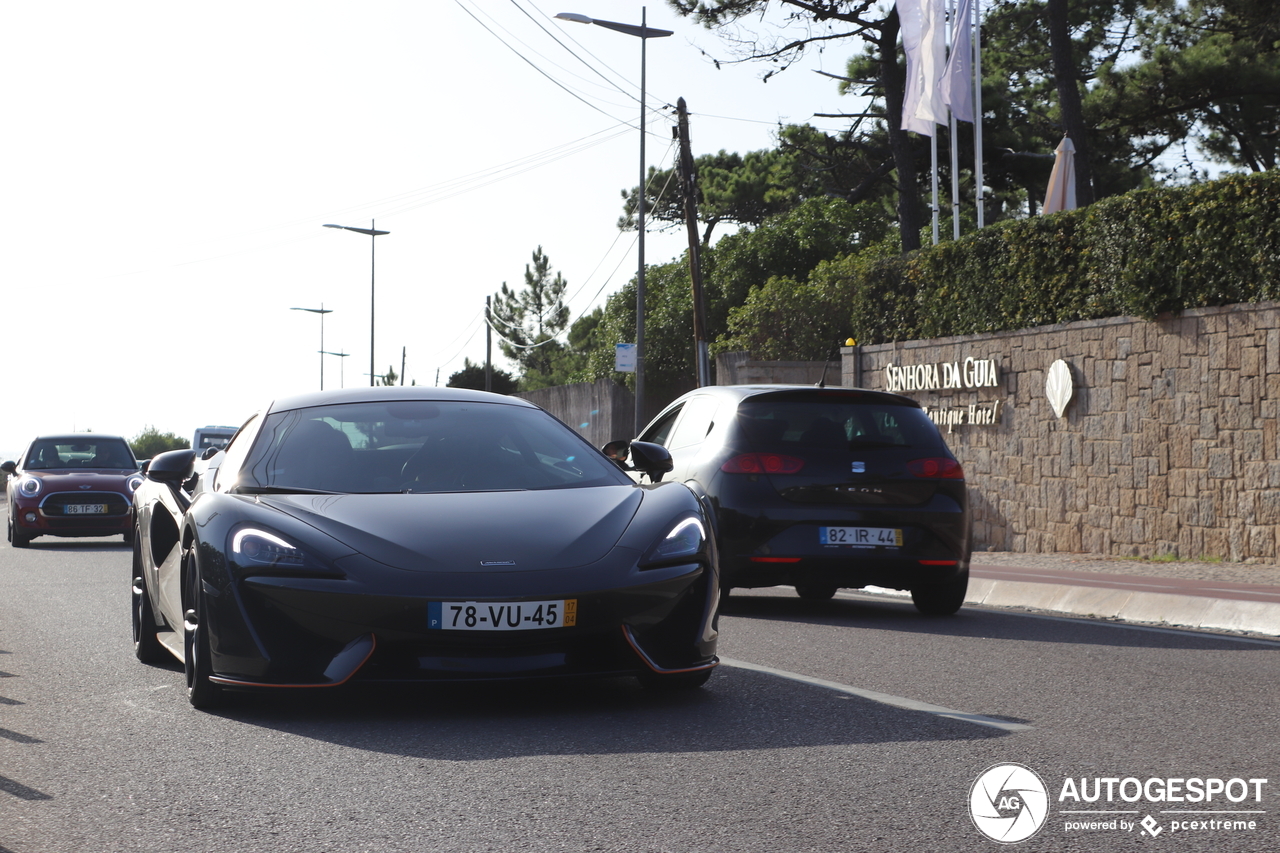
[632,385,971,614]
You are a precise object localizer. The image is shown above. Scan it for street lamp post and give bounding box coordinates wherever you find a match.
[290,304,333,390]
[556,9,672,435]
[323,221,390,387]
[319,350,350,388]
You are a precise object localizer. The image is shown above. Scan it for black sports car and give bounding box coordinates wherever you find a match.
[131,387,719,708]
[633,385,971,615]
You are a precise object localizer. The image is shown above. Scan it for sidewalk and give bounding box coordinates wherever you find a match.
[966,551,1280,637]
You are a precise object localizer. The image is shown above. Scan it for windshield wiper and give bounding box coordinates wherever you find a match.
[234,484,342,496]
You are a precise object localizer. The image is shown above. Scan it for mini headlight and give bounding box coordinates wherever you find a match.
[18,477,41,498]
[126,475,144,493]
[642,517,706,566]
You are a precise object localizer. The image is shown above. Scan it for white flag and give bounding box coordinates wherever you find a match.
[941,0,974,122]
[898,0,947,136]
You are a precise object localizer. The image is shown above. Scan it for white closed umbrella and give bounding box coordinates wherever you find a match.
[1041,136,1077,214]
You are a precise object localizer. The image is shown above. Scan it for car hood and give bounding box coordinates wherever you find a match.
[258,486,645,572]
[21,470,136,488]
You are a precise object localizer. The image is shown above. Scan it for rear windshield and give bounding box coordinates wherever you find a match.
[737,396,945,451]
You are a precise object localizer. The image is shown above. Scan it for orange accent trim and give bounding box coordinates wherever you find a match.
[209,634,377,688]
[621,625,718,675]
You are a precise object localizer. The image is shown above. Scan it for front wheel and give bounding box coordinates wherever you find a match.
[8,514,31,548]
[132,533,166,663]
[183,550,224,709]
[911,568,969,616]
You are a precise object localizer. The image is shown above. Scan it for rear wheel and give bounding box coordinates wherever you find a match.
[794,583,838,601]
[638,668,713,691]
[183,549,223,709]
[132,532,166,663]
[911,568,969,616]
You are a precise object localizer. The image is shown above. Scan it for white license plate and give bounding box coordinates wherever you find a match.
[65,504,107,515]
[819,526,903,547]
[428,599,577,631]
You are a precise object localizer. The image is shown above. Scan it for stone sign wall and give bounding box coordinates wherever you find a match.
[842,301,1280,562]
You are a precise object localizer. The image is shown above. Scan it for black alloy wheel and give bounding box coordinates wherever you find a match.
[131,531,166,663]
[183,549,223,709]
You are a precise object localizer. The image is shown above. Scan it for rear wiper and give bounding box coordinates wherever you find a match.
[234,484,341,496]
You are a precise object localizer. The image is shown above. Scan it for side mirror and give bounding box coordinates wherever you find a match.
[601,439,631,465]
[628,440,674,477]
[200,446,221,461]
[145,449,196,487]
[0,461,16,475]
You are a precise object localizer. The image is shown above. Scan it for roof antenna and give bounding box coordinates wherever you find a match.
[816,337,845,388]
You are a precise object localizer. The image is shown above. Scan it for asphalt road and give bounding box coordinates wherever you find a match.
[2,540,1278,852]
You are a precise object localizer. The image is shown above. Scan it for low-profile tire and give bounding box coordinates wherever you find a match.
[132,535,167,663]
[183,549,224,709]
[638,667,713,691]
[8,515,31,549]
[911,568,969,616]
[794,583,838,601]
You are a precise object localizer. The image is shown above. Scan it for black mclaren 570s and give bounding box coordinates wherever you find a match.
[131,387,719,708]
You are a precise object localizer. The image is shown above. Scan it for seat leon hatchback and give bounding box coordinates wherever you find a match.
[634,385,971,614]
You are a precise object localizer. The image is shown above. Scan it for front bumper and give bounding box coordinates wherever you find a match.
[205,563,718,687]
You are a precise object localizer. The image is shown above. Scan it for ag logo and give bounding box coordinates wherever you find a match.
[969,763,1049,844]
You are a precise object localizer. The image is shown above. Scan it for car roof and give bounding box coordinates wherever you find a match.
[266,386,539,414]
[670,384,923,409]
[29,433,129,443]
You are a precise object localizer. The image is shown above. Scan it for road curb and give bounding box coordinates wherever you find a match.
[964,578,1280,637]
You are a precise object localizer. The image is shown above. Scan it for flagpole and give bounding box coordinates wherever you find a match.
[973,0,985,228]
[931,133,940,244]
[948,0,961,239]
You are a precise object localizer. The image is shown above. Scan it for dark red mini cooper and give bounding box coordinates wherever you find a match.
[3,434,142,547]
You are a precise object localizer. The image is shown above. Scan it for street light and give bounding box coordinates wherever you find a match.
[290,304,333,390]
[323,221,390,387]
[556,8,672,435]
[319,350,350,388]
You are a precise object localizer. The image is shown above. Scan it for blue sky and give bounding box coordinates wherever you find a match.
[0,1,867,456]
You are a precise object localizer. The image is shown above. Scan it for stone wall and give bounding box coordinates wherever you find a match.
[842,302,1280,562]
[516,379,633,449]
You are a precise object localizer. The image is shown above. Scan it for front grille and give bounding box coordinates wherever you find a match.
[41,491,131,518]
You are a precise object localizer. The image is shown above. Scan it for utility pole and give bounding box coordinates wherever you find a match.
[485,295,493,393]
[676,98,711,387]
[400,347,406,385]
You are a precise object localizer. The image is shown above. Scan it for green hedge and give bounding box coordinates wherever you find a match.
[831,170,1280,345]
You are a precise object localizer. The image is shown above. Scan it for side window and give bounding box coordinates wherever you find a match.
[667,397,719,451]
[641,407,682,448]
[213,414,260,492]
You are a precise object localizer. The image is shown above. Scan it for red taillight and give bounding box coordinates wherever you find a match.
[721,453,805,474]
[907,457,964,479]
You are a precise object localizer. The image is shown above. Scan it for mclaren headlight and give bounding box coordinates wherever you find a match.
[641,516,707,568]
[230,527,333,574]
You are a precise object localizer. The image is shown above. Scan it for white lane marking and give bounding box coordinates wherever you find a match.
[719,657,1033,733]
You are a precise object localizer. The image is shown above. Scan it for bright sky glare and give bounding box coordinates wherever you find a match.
[1,1,869,458]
